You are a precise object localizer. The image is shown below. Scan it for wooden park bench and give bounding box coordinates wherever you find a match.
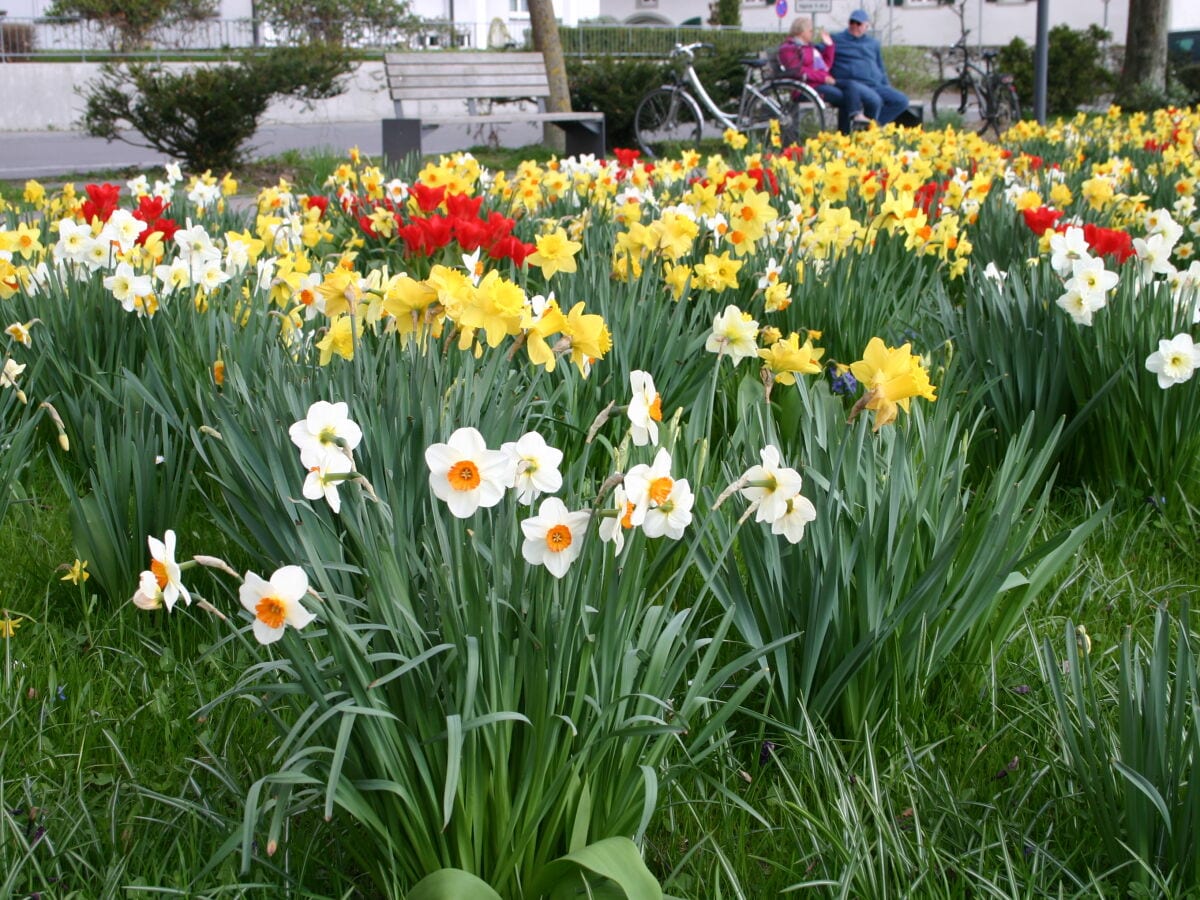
[381,52,606,163]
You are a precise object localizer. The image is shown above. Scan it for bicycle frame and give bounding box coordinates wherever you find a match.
[944,31,1015,123]
[659,43,824,132]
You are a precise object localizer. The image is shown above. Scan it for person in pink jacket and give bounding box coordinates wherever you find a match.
[778,16,871,135]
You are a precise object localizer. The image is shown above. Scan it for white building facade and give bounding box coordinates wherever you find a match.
[3,0,1198,50]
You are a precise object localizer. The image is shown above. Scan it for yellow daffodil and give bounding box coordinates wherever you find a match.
[0,610,22,638]
[527,228,582,279]
[759,332,825,385]
[849,338,938,430]
[61,559,90,584]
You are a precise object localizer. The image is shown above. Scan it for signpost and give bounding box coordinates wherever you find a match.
[791,0,832,11]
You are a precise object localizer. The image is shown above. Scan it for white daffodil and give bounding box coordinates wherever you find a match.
[627,370,663,447]
[1145,333,1200,389]
[640,477,694,540]
[425,426,510,518]
[131,569,164,611]
[1055,286,1107,326]
[598,485,635,555]
[103,262,153,311]
[624,447,676,528]
[462,248,485,286]
[196,260,231,292]
[301,445,354,514]
[173,221,218,263]
[705,304,760,364]
[1143,208,1184,247]
[54,218,93,263]
[1065,255,1119,301]
[147,530,190,612]
[520,497,591,579]
[756,257,783,290]
[239,565,315,645]
[501,431,563,505]
[771,493,818,544]
[289,400,363,456]
[625,446,695,538]
[101,209,147,254]
[1133,232,1177,278]
[739,445,804,525]
[1048,226,1091,278]
[155,258,192,296]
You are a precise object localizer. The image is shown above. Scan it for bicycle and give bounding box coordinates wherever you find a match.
[930,31,1021,137]
[634,43,827,159]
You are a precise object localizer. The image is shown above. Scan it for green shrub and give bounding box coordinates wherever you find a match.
[1171,61,1200,105]
[710,0,740,27]
[557,24,778,60]
[43,0,216,52]
[998,24,1114,116]
[568,56,669,149]
[80,46,351,171]
[882,45,939,96]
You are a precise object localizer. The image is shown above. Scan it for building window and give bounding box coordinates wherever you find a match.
[510,0,528,12]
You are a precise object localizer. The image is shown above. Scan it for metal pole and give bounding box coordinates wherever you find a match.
[1033,0,1049,123]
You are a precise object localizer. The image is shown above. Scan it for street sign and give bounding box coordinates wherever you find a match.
[791,0,833,11]
[776,0,788,17]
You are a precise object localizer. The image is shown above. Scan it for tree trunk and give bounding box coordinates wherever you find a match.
[1119,0,1170,102]
[528,0,570,152]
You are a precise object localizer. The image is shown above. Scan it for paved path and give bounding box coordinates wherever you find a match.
[0,120,546,180]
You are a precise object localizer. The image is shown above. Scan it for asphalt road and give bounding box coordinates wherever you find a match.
[0,120,546,180]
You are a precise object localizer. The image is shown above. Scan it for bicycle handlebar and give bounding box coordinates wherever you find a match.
[671,42,715,58]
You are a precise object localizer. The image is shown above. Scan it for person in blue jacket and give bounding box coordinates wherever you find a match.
[829,9,910,126]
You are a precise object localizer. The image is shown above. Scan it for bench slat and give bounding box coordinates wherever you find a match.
[383,50,603,159]
[384,52,546,65]
[385,52,553,103]
[387,73,551,88]
[423,112,604,125]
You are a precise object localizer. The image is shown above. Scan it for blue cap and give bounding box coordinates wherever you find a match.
[849,8,870,22]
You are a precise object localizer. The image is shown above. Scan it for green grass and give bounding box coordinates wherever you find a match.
[4,453,1195,898]
[643,489,1200,899]
[0,459,363,898]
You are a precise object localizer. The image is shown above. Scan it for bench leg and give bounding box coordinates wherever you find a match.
[559,120,606,159]
[382,118,424,167]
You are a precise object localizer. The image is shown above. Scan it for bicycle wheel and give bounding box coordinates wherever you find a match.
[991,86,1020,134]
[634,87,704,159]
[742,78,826,149]
[931,78,988,131]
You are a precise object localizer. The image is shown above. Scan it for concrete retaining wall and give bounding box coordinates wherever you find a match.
[0,60,413,132]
